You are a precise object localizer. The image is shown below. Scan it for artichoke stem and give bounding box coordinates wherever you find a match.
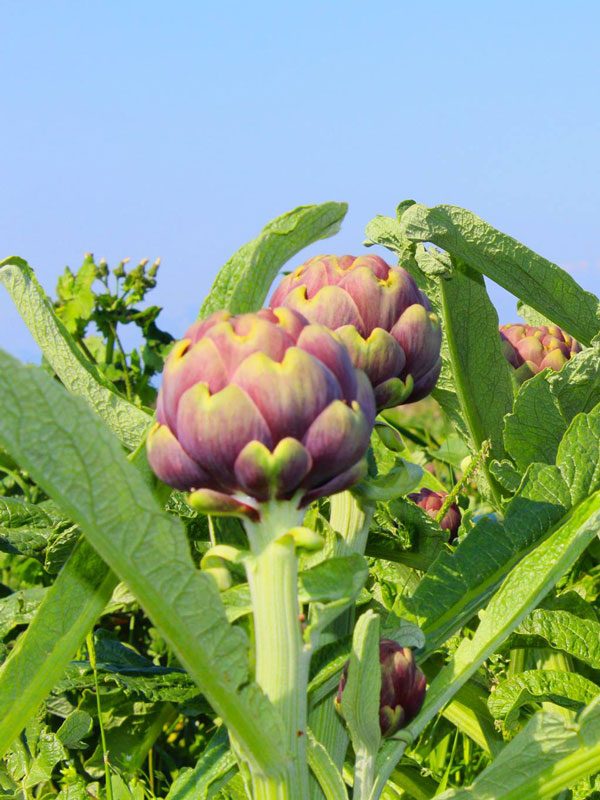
[353,749,377,800]
[245,502,310,799]
[329,489,374,554]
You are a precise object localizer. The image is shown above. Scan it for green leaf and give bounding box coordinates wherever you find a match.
[488,459,522,493]
[398,203,600,346]
[0,349,285,775]
[371,490,600,798]
[304,555,369,648]
[199,202,348,318]
[300,555,369,604]
[488,670,600,726]
[433,260,514,502]
[0,587,46,639]
[434,699,600,800]
[0,540,117,758]
[0,258,150,449]
[426,435,471,469]
[340,609,381,757]
[165,727,236,800]
[56,710,93,750]
[307,729,349,800]
[55,631,202,704]
[516,300,553,328]
[55,256,96,334]
[354,459,423,502]
[400,404,600,654]
[504,346,600,472]
[509,608,600,668]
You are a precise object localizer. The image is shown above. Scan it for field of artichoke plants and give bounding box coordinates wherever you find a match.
[0,199,599,800]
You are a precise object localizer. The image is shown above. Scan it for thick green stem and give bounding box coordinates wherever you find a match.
[245,503,310,799]
[353,750,377,800]
[309,490,374,799]
[329,490,373,554]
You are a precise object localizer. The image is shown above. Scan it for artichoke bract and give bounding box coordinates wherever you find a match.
[336,639,426,737]
[409,487,461,541]
[500,323,581,382]
[269,255,442,409]
[147,307,376,516]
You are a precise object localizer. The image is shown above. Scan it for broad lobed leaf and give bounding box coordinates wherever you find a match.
[401,402,600,654]
[397,202,600,346]
[436,699,600,800]
[0,348,284,773]
[199,202,348,319]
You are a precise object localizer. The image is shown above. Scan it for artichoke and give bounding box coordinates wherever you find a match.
[500,323,581,382]
[336,639,426,737]
[269,255,442,409]
[147,307,376,516]
[408,487,461,541]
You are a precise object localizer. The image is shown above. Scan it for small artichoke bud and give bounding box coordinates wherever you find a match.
[148,258,161,278]
[336,639,426,737]
[269,255,442,410]
[500,323,581,383]
[147,308,376,514]
[408,487,461,541]
[96,258,109,280]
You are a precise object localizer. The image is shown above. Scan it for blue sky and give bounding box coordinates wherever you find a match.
[1,1,599,360]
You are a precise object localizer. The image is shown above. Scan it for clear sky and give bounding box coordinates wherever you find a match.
[1,1,599,361]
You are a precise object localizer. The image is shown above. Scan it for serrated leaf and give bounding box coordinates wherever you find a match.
[488,670,600,725]
[371,491,600,798]
[400,404,600,654]
[0,349,284,774]
[398,202,600,346]
[199,202,347,318]
[488,459,522,493]
[509,607,600,668]
[0,258,150,449]
[435,699,600,800]
[55,257,96,334]
[504,346,600,472]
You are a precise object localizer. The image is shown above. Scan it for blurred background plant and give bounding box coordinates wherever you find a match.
[53,254,174,408]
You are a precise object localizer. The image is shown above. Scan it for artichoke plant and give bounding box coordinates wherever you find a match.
[500,322,581,382]
[270,254,442,409]
[336,639,427,737]
[147,307,376,517]
[409,487,461,540]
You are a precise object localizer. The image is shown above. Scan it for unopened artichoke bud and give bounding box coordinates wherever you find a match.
[409,487,461,541]
[336,639,426,737]
[269,255,442,409]
[500,323,581,383]
[147,308,376,516]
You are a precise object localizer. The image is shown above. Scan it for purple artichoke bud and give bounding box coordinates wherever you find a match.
[335,639,426,737]
[147,308,376,513]
[408,487,461,541]
[269,255,442,410]
[500,323,581,383]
